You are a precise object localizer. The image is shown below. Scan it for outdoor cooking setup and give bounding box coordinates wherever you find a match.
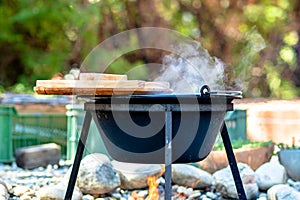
[34,74,247,200]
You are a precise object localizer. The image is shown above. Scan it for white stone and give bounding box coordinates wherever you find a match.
[213,162,259,199]
[19,195,32,200]
[37,182,82,200]
[12,185,31,197]
[172,164,213,189]
[69,153,120,195]
[82,194,95,200]
[257,197,267,200]
[111,160,162,190]
[288,179,300,191]
[187,191,201,199]
[0,180,9,200]
[206,191,217,199]
[255,162,286,190]
[267,184,300,200]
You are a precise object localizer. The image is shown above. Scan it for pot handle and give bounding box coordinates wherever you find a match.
[200,85,211,96]
[200,85,243,99]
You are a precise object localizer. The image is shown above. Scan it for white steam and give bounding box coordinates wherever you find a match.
[155,41,225,93]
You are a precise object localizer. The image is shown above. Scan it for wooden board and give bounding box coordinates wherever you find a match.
[36,80,144,89]
[79,73,128,80]
[34,80,171,95]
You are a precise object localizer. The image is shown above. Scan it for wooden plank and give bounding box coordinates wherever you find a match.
[79,73,128,80]
[34,86,172,95]
[34,79,172,95]
[36,80,144,89]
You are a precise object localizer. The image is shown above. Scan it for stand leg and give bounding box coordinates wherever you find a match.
[221,122,247,200]
[165,107,172,200]
[65,111,92,200]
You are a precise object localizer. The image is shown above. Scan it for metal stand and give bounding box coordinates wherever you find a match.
[221,122,247,200]
[64,112,92,200]
[64,110,246,200]
[165,106,172,200]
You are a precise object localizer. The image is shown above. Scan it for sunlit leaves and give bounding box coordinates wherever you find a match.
[264,5,286,23]
[0,0,299,98]
[278,0,291,10]
[284,31,299,46]
[280,46,296,66]
[265,63,297,99]
[244,5,263,23]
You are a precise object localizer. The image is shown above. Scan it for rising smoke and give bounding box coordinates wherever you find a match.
[154,40,226,93]
[154,27,266,94]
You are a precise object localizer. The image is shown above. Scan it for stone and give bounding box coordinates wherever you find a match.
[206,191,217,199]
[278,149,300,181]
[172,164,213,189]
[111,160,163,190]
[255,162,286,190]
[176,186,193,196]
[37,182,82,200]
[69,153,120,195]
[22,189,36,197]
[15,143,61,169]
[82,194,95,200]
[0,180,9,200]
[267,184,300,200]
[199,195,210,200]
[198,144,274,173]
[213,162,259,199]
[188,191,201,199]
[288,179,300,191]
[19,195,32,200]
[257,196,267,200]
[12,185,31,197]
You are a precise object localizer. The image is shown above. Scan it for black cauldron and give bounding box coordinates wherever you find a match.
[82,88,241,164]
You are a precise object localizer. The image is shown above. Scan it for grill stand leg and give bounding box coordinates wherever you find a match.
[165,107,172,200]
[65,111,92,200]
[221,122,247,200]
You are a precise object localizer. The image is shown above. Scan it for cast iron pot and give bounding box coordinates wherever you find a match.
[83,88,241,164]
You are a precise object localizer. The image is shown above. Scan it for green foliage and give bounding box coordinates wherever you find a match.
[277,137,300,149]
[105,57,148,80]
[213,139,273,151]
[244,1,299,98]
[277,143,300,150]
[0,0,299,98]
[0,0,100,92]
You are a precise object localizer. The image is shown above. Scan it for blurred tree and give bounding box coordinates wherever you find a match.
[0,0,100,91]
[0,0,299,98]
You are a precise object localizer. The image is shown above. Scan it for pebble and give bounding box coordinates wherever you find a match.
[206,191,217,199]
[257,196,267,200]
[177,185,186,194]
[288,178,300,191]
[12,185,31,197]
[0,161,69,200]
[200,194,211,200]
[2,161,300,200]
[19,195,32,200]
[111,192,122,199]
[188,191,201,199]
[83,194,95,200]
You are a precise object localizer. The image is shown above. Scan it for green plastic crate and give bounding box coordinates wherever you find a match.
[66,104,109,161]
[225,109,247,141]
[0,106,15,162]
[0,105,67,163]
